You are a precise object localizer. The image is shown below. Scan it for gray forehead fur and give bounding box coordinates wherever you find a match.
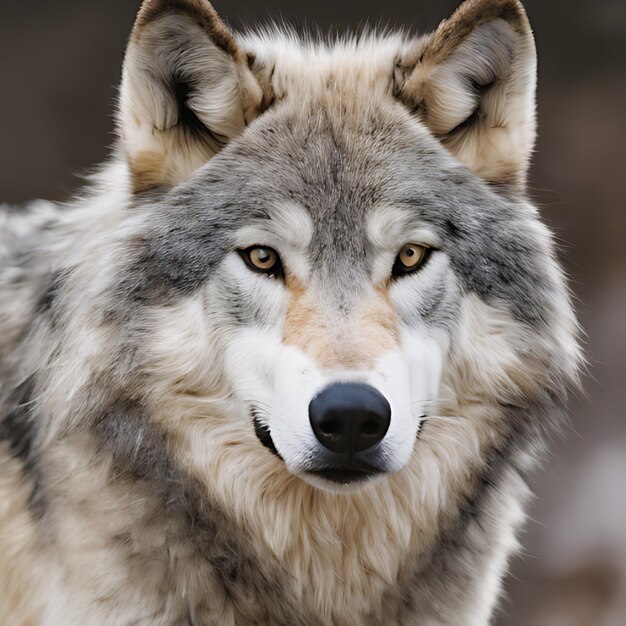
[118,97,549,328]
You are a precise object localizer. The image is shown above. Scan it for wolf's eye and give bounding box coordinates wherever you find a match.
[238,246,283,277]
[392,244,431,277]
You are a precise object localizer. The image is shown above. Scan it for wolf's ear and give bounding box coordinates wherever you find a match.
[118,0,265,192]
[394,0,536,190]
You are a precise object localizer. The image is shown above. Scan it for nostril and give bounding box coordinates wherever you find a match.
[319,418,343,436]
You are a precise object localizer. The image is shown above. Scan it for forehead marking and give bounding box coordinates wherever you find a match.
[283,281,399,370]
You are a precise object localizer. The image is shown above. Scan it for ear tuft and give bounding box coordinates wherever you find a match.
[118,0,264,192]
[394,0,536,190]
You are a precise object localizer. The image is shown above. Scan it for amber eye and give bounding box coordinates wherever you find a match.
[392,243,431,277]
[238,246,283,276]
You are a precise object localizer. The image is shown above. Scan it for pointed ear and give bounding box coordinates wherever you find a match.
[118,0,265,192]
[394,0,536,190]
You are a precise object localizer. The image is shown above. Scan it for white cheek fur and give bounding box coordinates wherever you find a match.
[371,328,446,472]
[269,347,326,469]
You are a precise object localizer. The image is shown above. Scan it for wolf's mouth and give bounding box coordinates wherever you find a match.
[252,410,384,485]
[252,411,282,459]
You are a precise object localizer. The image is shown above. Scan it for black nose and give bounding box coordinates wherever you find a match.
[309,383,391,456]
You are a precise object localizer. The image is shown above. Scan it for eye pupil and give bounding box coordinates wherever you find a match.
[252,248,274,267]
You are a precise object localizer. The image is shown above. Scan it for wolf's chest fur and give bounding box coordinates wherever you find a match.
[0,422,524,625]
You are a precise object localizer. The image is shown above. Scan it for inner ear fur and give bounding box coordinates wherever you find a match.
[118,0,265,192]
[394,0,536,190]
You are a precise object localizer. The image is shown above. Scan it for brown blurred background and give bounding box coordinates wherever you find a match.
[1,1,624,624]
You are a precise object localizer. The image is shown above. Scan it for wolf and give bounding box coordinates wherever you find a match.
[0,0,581,624]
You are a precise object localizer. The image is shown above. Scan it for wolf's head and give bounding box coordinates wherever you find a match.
[78,0,580,496]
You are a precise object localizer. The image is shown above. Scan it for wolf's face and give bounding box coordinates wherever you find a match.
[102,0,578,494]
[135,104,459,489]
[175,109,456,488]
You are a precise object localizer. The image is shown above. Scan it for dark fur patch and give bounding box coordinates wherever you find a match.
[109,183,269,313]
[0,377,36,465]
[92,397,317,624]
[0,376,46,515]
[172,75,229,149]
[34,272,65,328]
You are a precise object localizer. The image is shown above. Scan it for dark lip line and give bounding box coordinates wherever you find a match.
[305,456,383,475]
[304,468,379,484]
[252,409,282,459]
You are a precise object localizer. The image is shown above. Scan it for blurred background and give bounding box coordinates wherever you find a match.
[1,1,624,623]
